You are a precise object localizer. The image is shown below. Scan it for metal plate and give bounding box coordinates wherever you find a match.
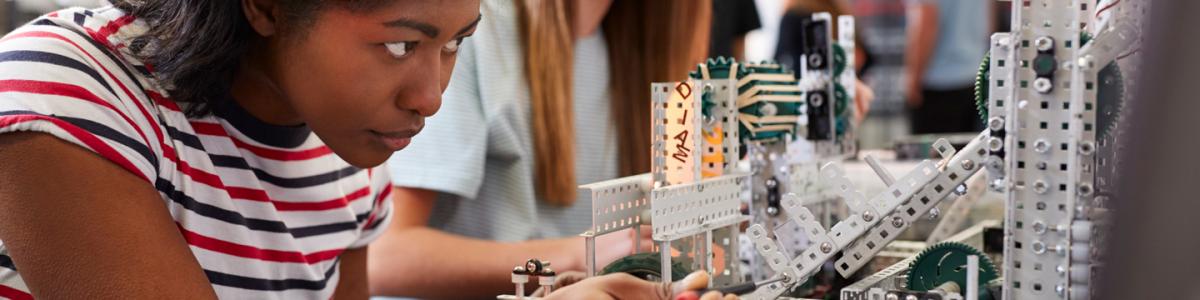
[650,173,750,241]
[652,81,703,186]
[994,2,1102,298]
[580,174,651,236]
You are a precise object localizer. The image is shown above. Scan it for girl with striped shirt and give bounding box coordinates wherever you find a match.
[0,0,717,299]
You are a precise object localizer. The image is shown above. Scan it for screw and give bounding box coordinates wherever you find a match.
[951,184,965,196]
[767,206,779,216]
[1033,221,1047,234]
[862,211,875,222]
[988,157,1004,170]
[1034,139,1051,153]
[1035,78,1054,93]
[1032,241,1046,254]
[810,93,825,107]
[988,137,1004,152]
[886,294,900,300]
[961,159,976,171]
[928,208,940,220]
[1077,55,1096,70]
[1080,141,1095,155]
[1034,180,1049,194]
[1035,36,1055,51]
[760,102,779,116]
[1056,284,1066,296]
[1057,265,1067,275]
[1078,183,1094,196]
[990,178,1006,192]
[906,295,919,300]
[988,117,1005,131]
[820,242,833,253]
[809,54,825,68]
[892,216,904,228]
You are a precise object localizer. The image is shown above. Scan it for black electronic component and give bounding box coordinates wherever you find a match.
[806,90,832,140]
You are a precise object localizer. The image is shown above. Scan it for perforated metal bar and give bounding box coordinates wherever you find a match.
[696,79,740,178]
[650,174,750,241]
[580,174,652,236]
[835,132,989,277]
[652,81,702,186]
[997,1,1101,298]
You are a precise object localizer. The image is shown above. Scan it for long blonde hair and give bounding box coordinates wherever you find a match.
[516,0,711,206]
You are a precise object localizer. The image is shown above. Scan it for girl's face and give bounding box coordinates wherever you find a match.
[253,0,480,168]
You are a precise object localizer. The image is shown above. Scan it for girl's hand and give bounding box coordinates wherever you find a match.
[545,271,734,300]
[570,225,655,271]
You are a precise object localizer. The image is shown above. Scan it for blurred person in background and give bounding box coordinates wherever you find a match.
[709,0,762,61]
[775,0,875,123]
[903,0,991,134]
[775,0,871,73]
[368,0,713,298]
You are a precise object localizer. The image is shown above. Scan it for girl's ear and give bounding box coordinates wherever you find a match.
[241,0,280,37]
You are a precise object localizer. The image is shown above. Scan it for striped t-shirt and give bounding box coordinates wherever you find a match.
[0,7,393,299]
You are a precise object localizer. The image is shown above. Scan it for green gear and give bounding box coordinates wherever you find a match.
[974,33,1125,138]
[834,83,850,136]
[831,44,853,139]
[1095,62,1124,138]
[833,44,847,77]
[600,252,692,282]
[974,53,991,123]
[905,242,999,299]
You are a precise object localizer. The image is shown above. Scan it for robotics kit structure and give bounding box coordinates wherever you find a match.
[504,0,1145,298]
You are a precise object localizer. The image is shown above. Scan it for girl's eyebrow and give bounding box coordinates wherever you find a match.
[383,14,482,38]
[455,14,483,37]
[383,18,439,37]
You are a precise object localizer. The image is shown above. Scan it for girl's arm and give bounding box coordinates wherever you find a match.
[367,187,650,299]
[0,133,217,299]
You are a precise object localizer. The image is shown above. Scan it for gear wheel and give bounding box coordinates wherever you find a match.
[600,252,692,282]
[905,242,999,299]
[974,53,991,123]
[833,44,848,78]
[834,82,850,136]
[975,34,1125,138]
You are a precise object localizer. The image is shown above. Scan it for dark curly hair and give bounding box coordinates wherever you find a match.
[109,0,385,117]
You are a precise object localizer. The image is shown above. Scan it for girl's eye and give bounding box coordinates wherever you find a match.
[385,42,417,58]
[443,37,465,53]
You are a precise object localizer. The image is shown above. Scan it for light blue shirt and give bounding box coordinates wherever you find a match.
[913,0,990,89]
[385,0,617,242]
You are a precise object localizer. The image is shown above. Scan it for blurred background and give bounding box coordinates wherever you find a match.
[1,0,1008,150]
[739,0,1010,150]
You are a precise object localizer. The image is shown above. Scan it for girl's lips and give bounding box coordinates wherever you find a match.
[370,130,417,151]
